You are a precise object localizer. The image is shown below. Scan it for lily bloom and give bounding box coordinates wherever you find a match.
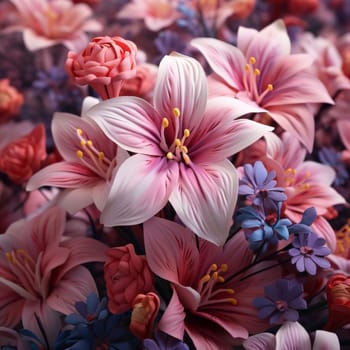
[26,97,128,214]
[116,0,180,32]
[191,20,333,151]
[144,217,281,349]
[87,53,272,245]
[264,132,345,250]
[0,206,108,346]
[7,0,102,51]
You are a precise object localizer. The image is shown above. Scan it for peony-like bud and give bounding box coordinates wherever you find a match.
[130,292,160,339]
[0,124,46,184]
[0,79,24,123]
[65,36,137,100]
[104,244,154,314]
[324,273,350,330]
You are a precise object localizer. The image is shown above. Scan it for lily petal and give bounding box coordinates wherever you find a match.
[101,154,179,226]
[169,160,238,246]
[275,322,311,350]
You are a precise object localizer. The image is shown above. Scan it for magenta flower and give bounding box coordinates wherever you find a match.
[191,20,333,151]
[26,97,128,214]
[87,53,272,245]
[144,217,281,349]
[0,206,108,346]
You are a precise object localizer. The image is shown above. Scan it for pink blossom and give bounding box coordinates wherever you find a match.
[264,132,345,250]
[65,36,138,100]
[116,0,180,32]
[26,97,129,214]
[0,124,46,185]
[191,20,333,151]
[0,206,108,345]
[8,0,102,51]
[144,217,282,349]
[243,321,340,350]
[86,53,272,245]
[104,244,154,314]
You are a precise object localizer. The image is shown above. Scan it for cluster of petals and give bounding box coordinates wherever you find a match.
[191,19,333,151]
[86,52,272,245]
[0,206,108,345]
[8,0,102,51]
[26,97,128,214]
[144,217,282,349]
[0,79,24,123]
[0,124,46,185]
[104,244,154,314]
[65,36,138,100]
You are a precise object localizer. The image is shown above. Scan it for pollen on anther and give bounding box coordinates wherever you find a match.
[162,117,169,128]
[77,128,83,135]
[249,56,256,65]
[166,152,173,160]
[245,63,250,71]
[98,152,104,160]
[254,68,261,75]
[175,139,181,147]
[211,263,218,271]
[77,150,83,158]
[220,264,228,272]
[173,107,180,117]
[267,84,273,91]
[183,129,190,137]
[87,140,93,147]
[80,140,86,146]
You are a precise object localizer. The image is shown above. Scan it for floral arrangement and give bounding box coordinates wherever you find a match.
[0,0,349,349]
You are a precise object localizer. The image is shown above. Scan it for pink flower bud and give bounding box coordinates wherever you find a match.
[104,244,154,314]
[0,124,46,184]
[130,292,160,339]
[65,36,138,99]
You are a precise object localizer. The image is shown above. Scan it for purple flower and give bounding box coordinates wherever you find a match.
[143,330,190,350]
[289,231,331,275]
[239,161,287,211]
[253,279,307,325]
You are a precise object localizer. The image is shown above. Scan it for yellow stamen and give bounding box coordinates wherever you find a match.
[249,56,256,65]
[175,138,181,147]
[245,63,250,71]
[229,298,238,305]
[267,84,273,91]
[87,140,93,147]
[183,129,190,137]
[80,140,86,146]
[76,150,83,158]
[254,68,261,75]
[77,128,83,135]
[98,152,104,160]
[182,153,191,165]
[173,107,180,118]
[210,264,218,271]
[217,276,225,283]
[200,274,211,283]
[166,152,173,160]
[162,118,169,128]
[220,264,228,272]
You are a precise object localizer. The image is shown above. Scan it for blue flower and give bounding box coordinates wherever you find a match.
[237,205,291,252]
[253,279,307,325]
[54,292,139,350]
[289,231,331,275]
[143,330,190,350]
[239,161,287,211]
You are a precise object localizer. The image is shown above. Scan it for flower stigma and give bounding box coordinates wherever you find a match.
[243,56,273,104]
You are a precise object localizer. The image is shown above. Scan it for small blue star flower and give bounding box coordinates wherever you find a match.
[253,279,307,325]
[143,330,190,350]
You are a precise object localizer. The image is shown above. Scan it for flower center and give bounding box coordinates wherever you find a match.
[197,263,237,309]
[300,246,314,255]
[76,128,116,180]
[242,56,273,105]
[275,300,288,312]
[160,107,192,166]
[335,219,350,258]
[284,168,311,191]
[0,249,45,301]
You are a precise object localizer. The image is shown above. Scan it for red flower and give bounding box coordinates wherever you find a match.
[0,79,23,123]
[65,36,137,99]
[0,124,46,184]
[325,274,350,330]
[104,244,154,314]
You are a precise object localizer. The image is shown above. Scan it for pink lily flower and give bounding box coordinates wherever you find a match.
[243,321,340,350]
[264,132,345,250]
[26,97,129,214]
[7,0,102,51]
[0,206,108,345]
[87,53,272,245]
[144,217,281,349]
[116,0,180,32]
[191,20,333,152]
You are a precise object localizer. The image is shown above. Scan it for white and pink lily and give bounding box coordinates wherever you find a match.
[87,53,272,245]
[27,97,128,214]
